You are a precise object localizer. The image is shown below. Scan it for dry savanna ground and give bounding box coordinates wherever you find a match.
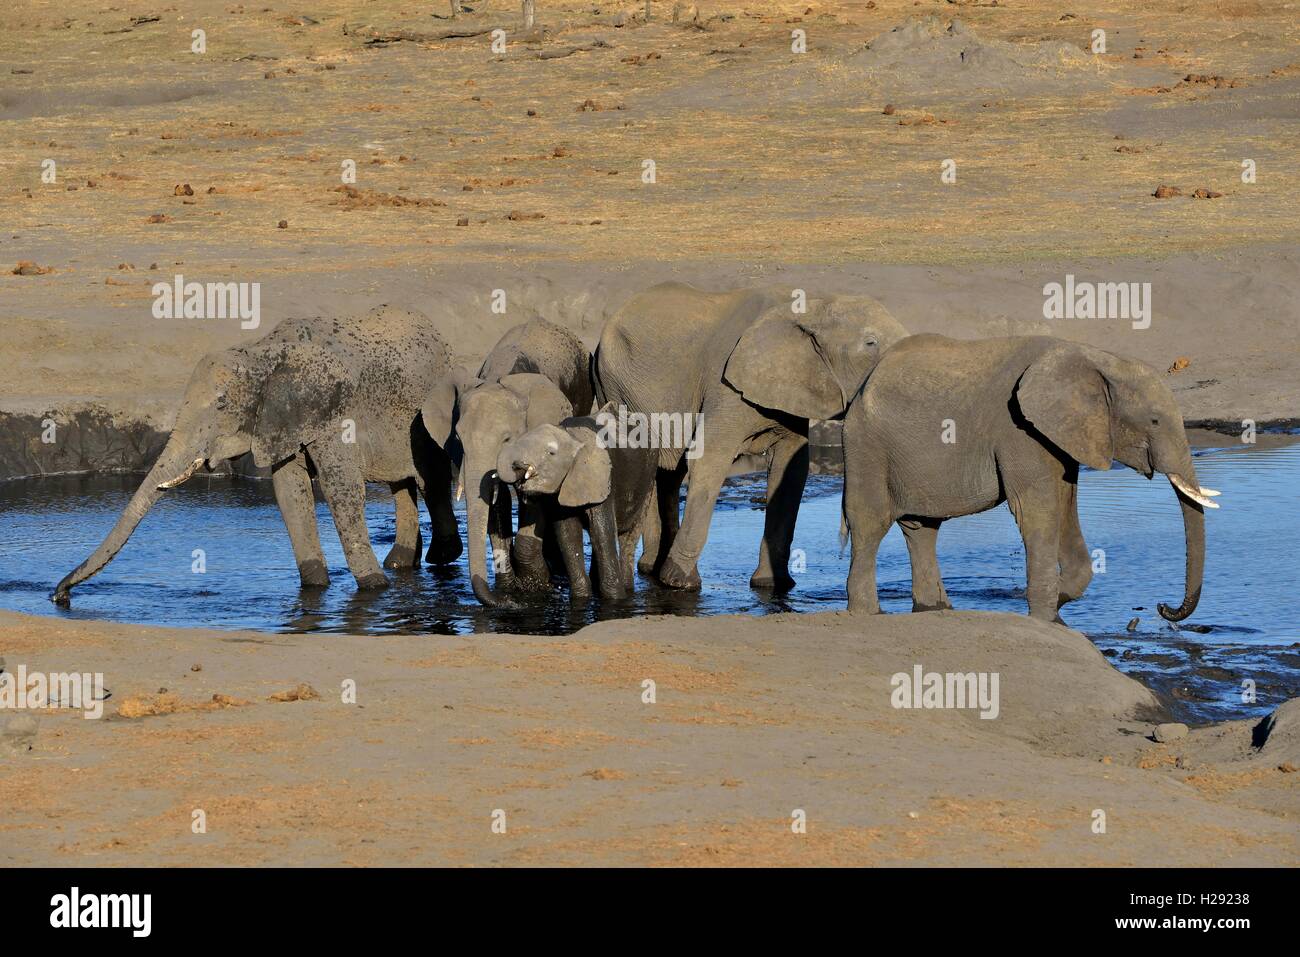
[1,0,1298,419]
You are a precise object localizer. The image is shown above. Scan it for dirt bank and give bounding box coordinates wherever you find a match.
[1,609,1294,866]
[3,1,1298,476]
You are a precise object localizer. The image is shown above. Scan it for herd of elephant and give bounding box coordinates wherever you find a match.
[51,281,1218,624]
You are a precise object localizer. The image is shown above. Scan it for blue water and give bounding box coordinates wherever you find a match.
[2,443,1297,722]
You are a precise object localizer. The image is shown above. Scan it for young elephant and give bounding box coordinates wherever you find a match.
[422,318,591,607]
[843,335,1220,623]
[496,412,656,600]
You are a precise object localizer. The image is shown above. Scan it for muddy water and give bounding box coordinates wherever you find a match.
[1,444,1297,723]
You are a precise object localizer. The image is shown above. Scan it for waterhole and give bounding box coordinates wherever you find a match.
[2,443,1297,723]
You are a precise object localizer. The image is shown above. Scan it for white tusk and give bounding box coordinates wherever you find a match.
[455,473,464,501]
[1169,475,1219,509]
[157,457,205,490]
[1199,487,1221,497]
[523,465,536,480]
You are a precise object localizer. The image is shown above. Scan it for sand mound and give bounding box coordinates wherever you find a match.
[845,17,1107,98]
[584,610,1165,757]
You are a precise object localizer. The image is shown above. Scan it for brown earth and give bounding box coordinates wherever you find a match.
[2,608,1296,866]
[1,0,1298,436]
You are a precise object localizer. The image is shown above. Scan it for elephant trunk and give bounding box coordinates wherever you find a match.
[1158,472,1208,622]
[466,492,497,607]
[52,438,201,604]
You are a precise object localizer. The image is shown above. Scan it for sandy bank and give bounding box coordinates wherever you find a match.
[2,608,1294,866]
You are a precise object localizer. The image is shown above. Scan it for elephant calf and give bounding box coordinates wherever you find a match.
[842,335,1220,623]
[497,410,657,600]
[421,318,592,607]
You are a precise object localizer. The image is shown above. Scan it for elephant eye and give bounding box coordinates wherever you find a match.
[215,394,228,410]
[1151,418,1159,426]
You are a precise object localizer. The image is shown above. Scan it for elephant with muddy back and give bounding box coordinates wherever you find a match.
[53,306,464,604]
[594,282,907,593]
[841,335,1219,622]
[421,318,593,607]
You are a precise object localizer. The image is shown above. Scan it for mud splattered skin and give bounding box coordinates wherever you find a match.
[52,305,463,602]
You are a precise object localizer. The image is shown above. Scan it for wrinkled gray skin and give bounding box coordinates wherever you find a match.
[594,282,907,592]
[498,411,657,600]
[843,335,1217,623]
[422,318,592,608]
[53,306,462,604]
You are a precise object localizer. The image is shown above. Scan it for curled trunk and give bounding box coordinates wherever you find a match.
[52,440,197,604]
[1158,479,1207,622]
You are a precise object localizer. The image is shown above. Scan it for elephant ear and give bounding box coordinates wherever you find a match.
[723,304,844,420]
[499,373,574,430]
[422,367,478,450]
[558,434,612,508]
[252,345,354,468]
[1016,344,1115,471]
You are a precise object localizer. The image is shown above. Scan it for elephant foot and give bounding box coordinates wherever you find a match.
[911,600,952,613]
[298,560,330,589]
[355,572,390,592]
[658,557,701,592]
[425,535,463,566]
[750,570,796,593]
[383,544,420,570]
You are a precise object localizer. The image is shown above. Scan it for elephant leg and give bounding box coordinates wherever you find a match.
[309,442,388,591]
[639,464,684,577]
[418,443,462,565]
[511,496,551,591]
[901,517,950,612]
[271,452,329,588]
[618,526,640,593]
[637,480,661,578]
[660,452,729,591]
[1057,476,1092,610]
[588,499,625,600]
[384,480,423,569]
[751,432,808,591]
[846,513,891,615]
[844,443,890,614]
[552,511,592,599]
[1008,481,1061,621]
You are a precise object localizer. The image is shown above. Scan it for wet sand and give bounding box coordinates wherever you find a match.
[2,609,1296,866]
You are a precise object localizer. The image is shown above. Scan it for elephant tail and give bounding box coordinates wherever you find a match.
[839,507,849,559]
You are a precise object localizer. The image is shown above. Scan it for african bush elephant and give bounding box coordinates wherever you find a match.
[594,282,906,592]
[422,319,590,607]
[52,306,462,604]
[842,335,1219,622]
[497,409,658,600]
[421,319,592,606]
